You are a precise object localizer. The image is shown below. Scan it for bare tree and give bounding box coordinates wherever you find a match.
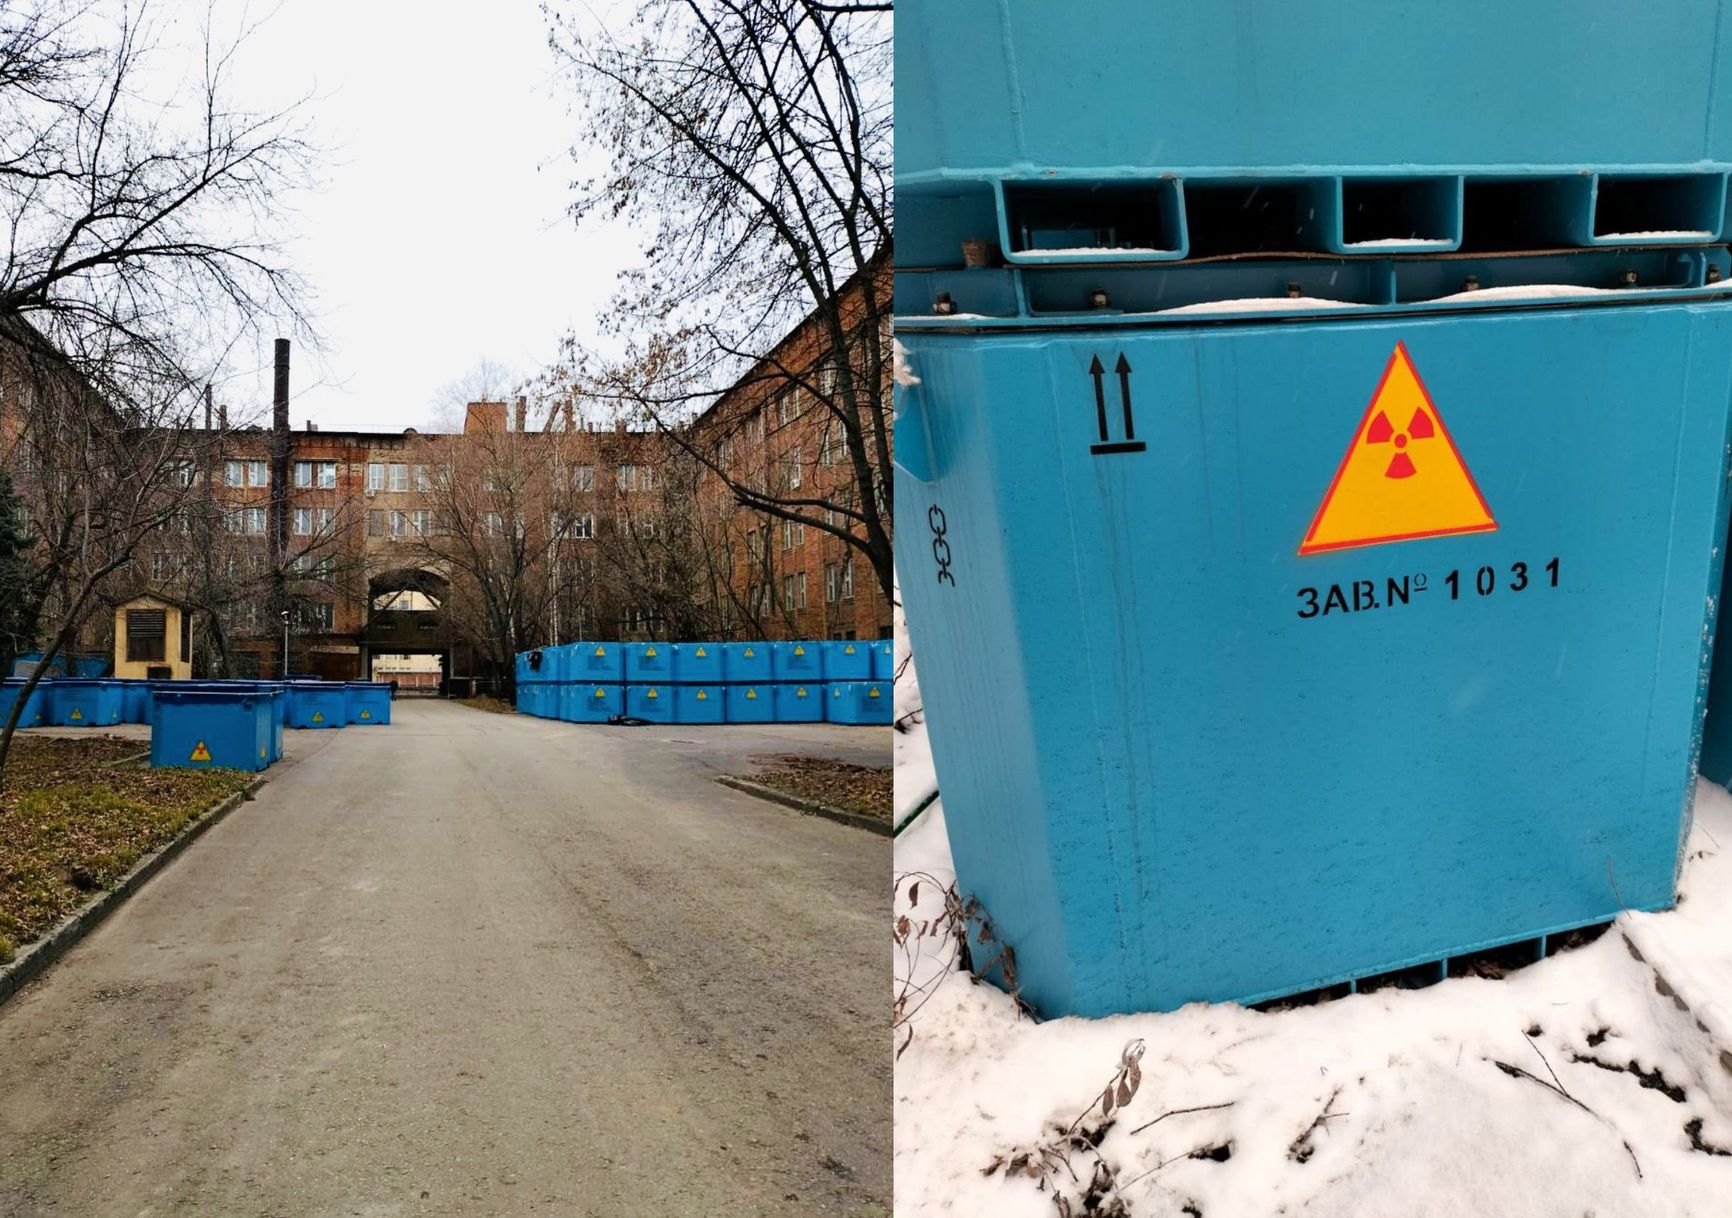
[543,0,893,602]
[399,426,599,691]
[0,0,316,783]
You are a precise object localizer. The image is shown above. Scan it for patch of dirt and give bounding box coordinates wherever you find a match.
[0,736,253,963]
[742,754,891,822]
[459,696,517,715]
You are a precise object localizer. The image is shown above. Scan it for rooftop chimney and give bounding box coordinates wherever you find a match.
[218,403,228,432]
[305,420,317,432]
[464,401,507,434]
[514,395,527,433]
[273,339,290,433]
[204,384,213,430]
[563,399,575,431]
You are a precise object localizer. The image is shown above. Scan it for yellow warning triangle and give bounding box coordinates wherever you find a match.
[696,689,707,700]
[594,646,606,656]
[189,741,212,762]
[359,710,370,719]
[69,708,82,721]
[311,711,323,723]
[793,645,805,656]
[746,688,757,699]
[1298,342,1497,556]
[647,687,658,698]
[868,687,880,698]
[796,687,808,697]
[646,646,657,657]
[695,646,707,657]
[743,647,755,657]
[594,687,607,698]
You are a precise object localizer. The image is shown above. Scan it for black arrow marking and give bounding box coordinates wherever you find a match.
[1115,353,1135,440]
[1088,351,1146,456]
[1089,354,1108,443]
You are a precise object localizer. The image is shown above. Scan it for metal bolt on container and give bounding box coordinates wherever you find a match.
[897,0,1732,1015]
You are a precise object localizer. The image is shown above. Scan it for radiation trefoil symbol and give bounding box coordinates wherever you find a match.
[1298,342,1497,555]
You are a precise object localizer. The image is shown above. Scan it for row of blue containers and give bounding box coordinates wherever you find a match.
[0,677,390,731]
[516,639,894,686]
[0,677,393,773]
[516,680,891,725]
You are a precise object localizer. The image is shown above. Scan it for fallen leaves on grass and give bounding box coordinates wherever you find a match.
[743,754,891,821]
[0,737,253,961]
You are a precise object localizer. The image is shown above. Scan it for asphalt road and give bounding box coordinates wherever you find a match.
[0,700,890,1217]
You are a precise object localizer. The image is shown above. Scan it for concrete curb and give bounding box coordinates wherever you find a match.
[0,775,267,1009]
[716,774,891,837]
[100,749,151,769]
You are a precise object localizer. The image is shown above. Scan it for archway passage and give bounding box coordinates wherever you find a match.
[364,569,453,694]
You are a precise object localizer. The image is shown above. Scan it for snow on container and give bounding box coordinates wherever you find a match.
[823,641,872,681]
[0,678,47,728]
[571,642,626,683]
[46,678,123,727]
[564,683,623,723]
[150,689,275,772]
[344,682,392,725]
[721,642,772,683]
[626,683,674,723]
[770,641,824,682]
[283,681,346,729]
[671,642,724,684]
[825,681,891,726]
[625,642,673,683]
[773,682,825,723]
[896,0,1732,1016]
[725,684,773,724]
[673,684,725,724]
[871,640,895,680]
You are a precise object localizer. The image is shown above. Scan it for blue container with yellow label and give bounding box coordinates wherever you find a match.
[150,689,276,772]
[562,682,623,723]
[674,684,725,724]
[626,683,674,723]
[624,643,672,684]
[722,642,772,683]
[671,642,724,684]
[825,681,891,726]
[773,682,825,723]
[570,642,625,683]
[823,641,871,681]
[724,684,773,724]
[769,641,824,682]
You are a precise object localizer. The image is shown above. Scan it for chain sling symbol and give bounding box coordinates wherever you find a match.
[1088,353,1145,455]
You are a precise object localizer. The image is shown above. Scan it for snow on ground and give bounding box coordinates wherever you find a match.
[894,623,1732,1216]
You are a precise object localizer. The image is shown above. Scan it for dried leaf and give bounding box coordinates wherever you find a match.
[1117,1078,1133,1108]
[908,880,920,906]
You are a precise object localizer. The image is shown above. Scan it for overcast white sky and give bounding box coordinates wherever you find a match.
[171,0,640,432]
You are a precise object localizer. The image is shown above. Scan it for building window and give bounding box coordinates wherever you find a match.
[230,507,266,535]
[247,460,268,486]
[319,462,336,488]
[151,554,170,581]
[782,574,794,608]
[389,463,408,492]
[293,507,313,536]
[367,508,383,537]
[574,465,594,492]
[302,603,334,631]
[797,571,808,609]
[389,510,408,537]
[816,356,839,398]
[414,464,430,492]
[574,513,593,540]
[485,511,503,537]
[616,464,655,492]
[781,519,805,550]
[173,462,197,486]
[783,448,801,489]
[225,459,244,487]
[367,463,384,491]
[412,510,431,536]
[776,389,797,426]
[746,410,765,443]
[318,507,334,533]
[841,558,854,600]
[825,562,839,603]
[126,608,167,662]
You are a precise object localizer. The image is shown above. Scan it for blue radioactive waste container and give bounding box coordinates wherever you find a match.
[725,684,774,724]
[151,689,275,772]
[516,648,552,687]
[154,682,285,761]
[117,680,150,724]
[770,642,824,682]
[671,642,724,684]
[283,681,346,729]
[626,683,675,723]
[344,682,392,725]
[823,641,872,681]
[563,682,623,722]
[673,684,725,724]
[722,642,772,683]
[624,642,673,683]
[0,678,46,728]
[773,682,825,723]
[46,678,124,727]
[896,0,1732,1017]
[871,640,896,681]
[571,642,626,683]
[826,681,891,726]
